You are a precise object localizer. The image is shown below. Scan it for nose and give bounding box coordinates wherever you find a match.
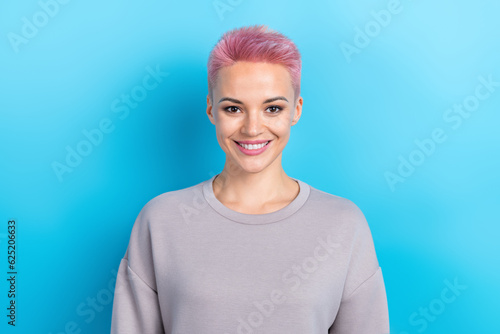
[241,110,265,136]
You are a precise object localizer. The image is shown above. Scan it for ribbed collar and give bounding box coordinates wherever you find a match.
[202,174,310,225]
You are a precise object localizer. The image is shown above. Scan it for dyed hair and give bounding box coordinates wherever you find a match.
[207,24,301,103]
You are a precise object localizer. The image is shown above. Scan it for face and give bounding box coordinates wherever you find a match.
[206,61,303,175]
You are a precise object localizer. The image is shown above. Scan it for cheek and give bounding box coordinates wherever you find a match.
[217,116,241,133]
[270,116,291,135]
[217,123,234,137]
[215,123,237,145]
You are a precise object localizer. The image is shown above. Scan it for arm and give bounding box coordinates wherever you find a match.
[329,267,389,333]
[110,203,165,334]
[329,202,390,334]
[111,257,164,334]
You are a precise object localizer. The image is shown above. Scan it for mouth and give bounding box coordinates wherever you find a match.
[233,140,272,155]
[233,140,271,149]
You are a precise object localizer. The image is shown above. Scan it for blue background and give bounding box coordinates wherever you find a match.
[1,0,499,333]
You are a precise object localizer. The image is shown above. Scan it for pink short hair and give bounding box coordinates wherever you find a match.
[207,24,302,102]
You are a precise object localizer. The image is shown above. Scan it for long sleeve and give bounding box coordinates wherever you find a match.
[329,267,389,333]
[111,258,164,334]
[110,203,165,334]
[329,202,390,334]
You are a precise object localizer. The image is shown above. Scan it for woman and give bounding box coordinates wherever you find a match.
[111,24,389,333]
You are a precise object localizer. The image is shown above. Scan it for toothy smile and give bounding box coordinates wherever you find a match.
[234,140,271,150]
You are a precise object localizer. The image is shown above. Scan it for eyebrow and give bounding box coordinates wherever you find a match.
[218,96,289,104]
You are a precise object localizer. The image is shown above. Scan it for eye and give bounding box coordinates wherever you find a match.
[224,106,241,113]
[266,105,283,114]
[224,105,283,114]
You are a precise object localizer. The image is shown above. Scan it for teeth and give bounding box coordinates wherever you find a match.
[237,141,269,150]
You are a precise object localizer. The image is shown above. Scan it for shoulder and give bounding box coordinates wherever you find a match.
[136,180,206,222]
[307,185,368,230]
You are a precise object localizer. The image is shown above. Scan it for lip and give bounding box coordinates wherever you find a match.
[234,139,272,144]
[233,140,272,156]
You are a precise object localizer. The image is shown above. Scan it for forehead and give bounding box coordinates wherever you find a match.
[215,61,292,96]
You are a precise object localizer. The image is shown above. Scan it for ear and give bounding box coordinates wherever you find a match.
[291,96,303,126]
[206,94,216,125]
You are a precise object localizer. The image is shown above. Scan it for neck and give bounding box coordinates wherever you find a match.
[213,163,298,212]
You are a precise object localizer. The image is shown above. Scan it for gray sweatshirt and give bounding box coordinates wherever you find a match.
[110,175,389,333]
